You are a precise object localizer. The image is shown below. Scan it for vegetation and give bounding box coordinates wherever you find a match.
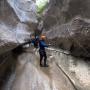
[36,0,49,14]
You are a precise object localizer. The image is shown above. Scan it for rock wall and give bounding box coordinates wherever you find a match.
[0,0,38,54]
[0,0,38,88]
[0,51,17,89]
[43,0,90,57]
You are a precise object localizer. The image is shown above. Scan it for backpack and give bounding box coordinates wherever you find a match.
[34,38,39,48]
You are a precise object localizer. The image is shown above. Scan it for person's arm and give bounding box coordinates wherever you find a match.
[41,41,48,47]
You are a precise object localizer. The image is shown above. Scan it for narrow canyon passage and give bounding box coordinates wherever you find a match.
[2,47,90,90]
[3,48,76,90]
[0,0,90,90]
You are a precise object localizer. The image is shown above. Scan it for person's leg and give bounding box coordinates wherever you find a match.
[39,50,43,66]
[40,54,43,66]
[44,51,48,67]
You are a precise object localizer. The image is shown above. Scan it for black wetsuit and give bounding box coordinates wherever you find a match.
[39,40,48,66]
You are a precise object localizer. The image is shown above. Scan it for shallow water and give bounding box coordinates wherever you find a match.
[48,48,90,90]
[2,48,90,90]
[3,48,75,90]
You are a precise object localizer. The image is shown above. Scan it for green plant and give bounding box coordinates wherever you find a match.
[36,0,48,14]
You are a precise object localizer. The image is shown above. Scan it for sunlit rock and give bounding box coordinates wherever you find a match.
[0,0,37,54]
[8,0,38,24]
[0,22,31,54]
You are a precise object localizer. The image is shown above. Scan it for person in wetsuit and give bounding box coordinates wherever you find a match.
[31,35,39,48]
[39,35,48,67]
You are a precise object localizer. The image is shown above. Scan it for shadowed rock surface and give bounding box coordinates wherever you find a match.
[45,17,90,57]
[0,51,17,89]
[43,0,90,30]
[43,0,90,57]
